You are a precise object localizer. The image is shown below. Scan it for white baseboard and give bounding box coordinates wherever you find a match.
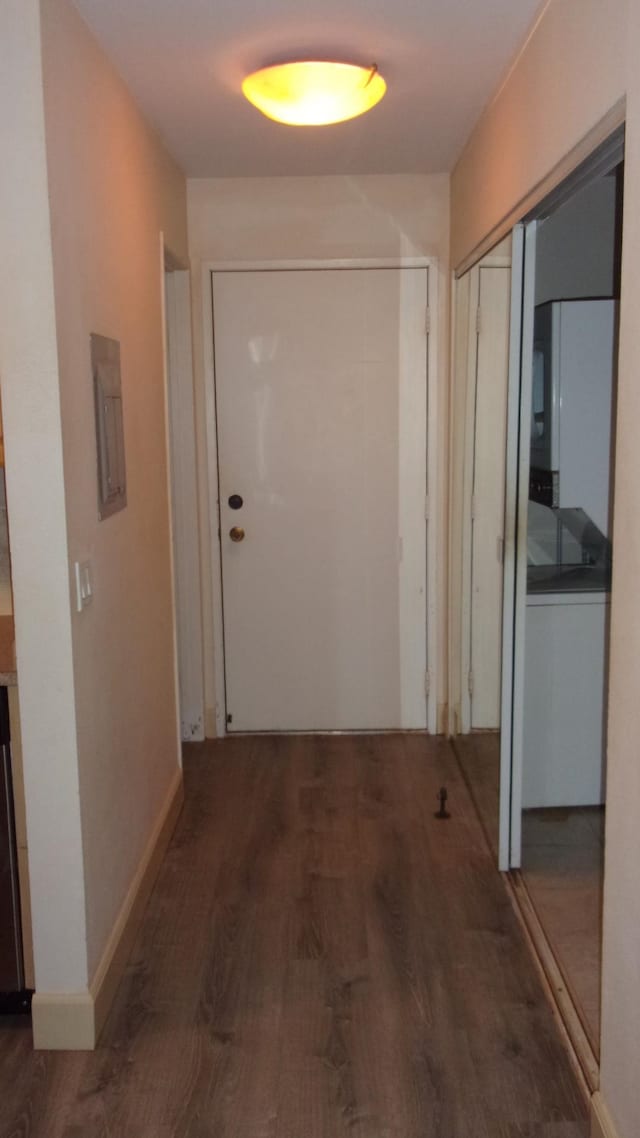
[32,991,95,1051]
[591,1092,621,1138]
[31,767,184,1050]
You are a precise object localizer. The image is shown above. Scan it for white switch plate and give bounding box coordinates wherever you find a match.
[74,560,93,612]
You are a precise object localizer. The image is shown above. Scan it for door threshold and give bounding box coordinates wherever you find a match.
[505,870,599,1096]
[223,728,433,737]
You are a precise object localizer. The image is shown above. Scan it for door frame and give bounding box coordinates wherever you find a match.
[499,222,537,869]
[500,135,625,869]
[498,224,524,869]
[459,249,512,734]
[163,255,205,742]
[201,257,439,737]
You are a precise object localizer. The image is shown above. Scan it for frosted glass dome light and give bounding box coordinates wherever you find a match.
[241,61,387,126]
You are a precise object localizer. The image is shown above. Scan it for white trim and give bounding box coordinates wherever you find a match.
[447,269,459,735]
[159,235,185,762]
[31,992,95,1051]
[425,263,439,734]
[202,257,439,736]
[164,263,205,741]
[204,256,433,273]
[453,250,512,739]
[499,223,525,871]
[509,220,537,868]
[462,261,512,734]
[31,768,184,1050]
[459,264,480,733]
[201,265,227,738]
[591,1093,622,1138]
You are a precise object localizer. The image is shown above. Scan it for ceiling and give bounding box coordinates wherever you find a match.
[72,0,544,179]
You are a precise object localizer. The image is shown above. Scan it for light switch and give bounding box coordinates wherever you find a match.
[74,560,93,612]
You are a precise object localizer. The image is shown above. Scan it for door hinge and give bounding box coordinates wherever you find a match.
[424,494,430,521]
[468,670,474,696]
[425,307,431,335]
[476,306,482,334]
[471,494,477,520]
[425,669,432,697]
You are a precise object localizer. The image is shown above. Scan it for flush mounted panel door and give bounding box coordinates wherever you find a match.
[213,268,429,732]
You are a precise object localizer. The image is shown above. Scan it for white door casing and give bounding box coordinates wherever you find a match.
[449,269,472,735]
[209,265,433,733]
[469,264,511,728]
[499,223,525,871]
[456,252,510,734]
[500,221,537,869]
[164,266,205,742]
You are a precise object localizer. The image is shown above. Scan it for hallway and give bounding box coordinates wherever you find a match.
[0,735,588,1136]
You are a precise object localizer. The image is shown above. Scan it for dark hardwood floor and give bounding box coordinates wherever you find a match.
[0,735,588,1136]
[452,731,501,860]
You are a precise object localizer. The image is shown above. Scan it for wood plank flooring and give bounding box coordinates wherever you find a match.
[0,735,588,1136]
[452,731,501,860]
[453,730,603,1057]
[522,807,604,1055]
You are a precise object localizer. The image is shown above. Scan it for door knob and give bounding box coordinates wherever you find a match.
[229,526,245,543]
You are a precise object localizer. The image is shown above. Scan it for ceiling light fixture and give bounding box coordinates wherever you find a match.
[241,60,386,126]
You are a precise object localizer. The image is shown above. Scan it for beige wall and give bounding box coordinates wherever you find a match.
[0,0,88,993]
[451,0,626,271]
[0,0,187,1010]
[40,0,187,981]
[187,174,450,732]
[451,2,637,1135]
[600,2,640,1133]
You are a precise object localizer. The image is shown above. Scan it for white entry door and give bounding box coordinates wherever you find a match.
[212,267,430,732]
